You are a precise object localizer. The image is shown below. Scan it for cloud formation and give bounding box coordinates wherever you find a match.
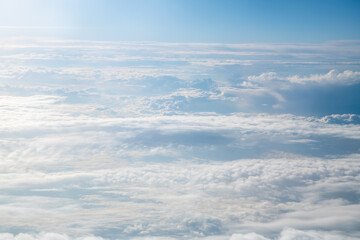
[0,38,359,239]
[230,228,359,240]
[2,228,358,240]
[1,154,360,238]
[0,233,105,240]
[248,70,360,85]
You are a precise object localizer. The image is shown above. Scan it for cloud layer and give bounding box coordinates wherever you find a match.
[1,155,359,238]
[1,228,359,240]
[0,38,359,239]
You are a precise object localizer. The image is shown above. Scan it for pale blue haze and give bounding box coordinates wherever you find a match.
[0,0,360,42]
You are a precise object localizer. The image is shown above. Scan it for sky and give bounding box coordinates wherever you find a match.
[1,0,360,42]
[0,1,360,240]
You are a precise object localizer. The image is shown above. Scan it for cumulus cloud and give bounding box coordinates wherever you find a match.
[1,38,359,115]
[1,228,358,240]
[247,70,360,86]
[1,38,360,88]
[0,38,359,239]
[0,233,105,240]
[230,232,270,240]
[287,69,360,85]
[1,95,359,138]
[320,114,360,124]
[247,72,278,83]
[0,94,360,173]
[230,228,360,240]
[1,155,359,237]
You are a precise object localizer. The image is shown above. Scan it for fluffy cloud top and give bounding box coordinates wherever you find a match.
[0,233,105,240]
[247,70,360,85]
[1,155,359,238]
[2,228,358,240]
[231,228,359,240]
[0,38,359,239]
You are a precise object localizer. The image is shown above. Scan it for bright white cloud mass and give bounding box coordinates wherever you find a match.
[0,37,360,240]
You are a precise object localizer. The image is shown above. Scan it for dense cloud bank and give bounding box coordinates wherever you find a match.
[1,156,359,238]
[0,39,359,239]
[0,228,359,240]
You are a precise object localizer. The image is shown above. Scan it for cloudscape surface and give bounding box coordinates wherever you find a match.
[0,0,360,239]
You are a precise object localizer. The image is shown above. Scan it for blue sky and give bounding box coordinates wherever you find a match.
[0,1,360,240]
[1,0,360,42]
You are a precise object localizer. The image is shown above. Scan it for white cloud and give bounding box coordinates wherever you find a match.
[230,228,360,240]
[320,114,360,124]
[0,233,105,240]
[0,155,359,237]
[1,95,359,139]
[287,69,360,85]
[287,139,317,143]
[0,228,358,240]
[0,38,359,239]
[278,228,359,240]
[230,232,269,240]
[247,70,360,86]
[1,38,360,87]
[1,94,360,173]
[247,72,278,83]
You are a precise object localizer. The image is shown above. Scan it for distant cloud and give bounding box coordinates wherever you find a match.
[0,228,359,240]
[247,72,278,83]
[230,232,270,240]
[1,229,358,240]
[230,228,360,240]
[247,70,360,85]
[287,70,360,85]
[0,233,105,240]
